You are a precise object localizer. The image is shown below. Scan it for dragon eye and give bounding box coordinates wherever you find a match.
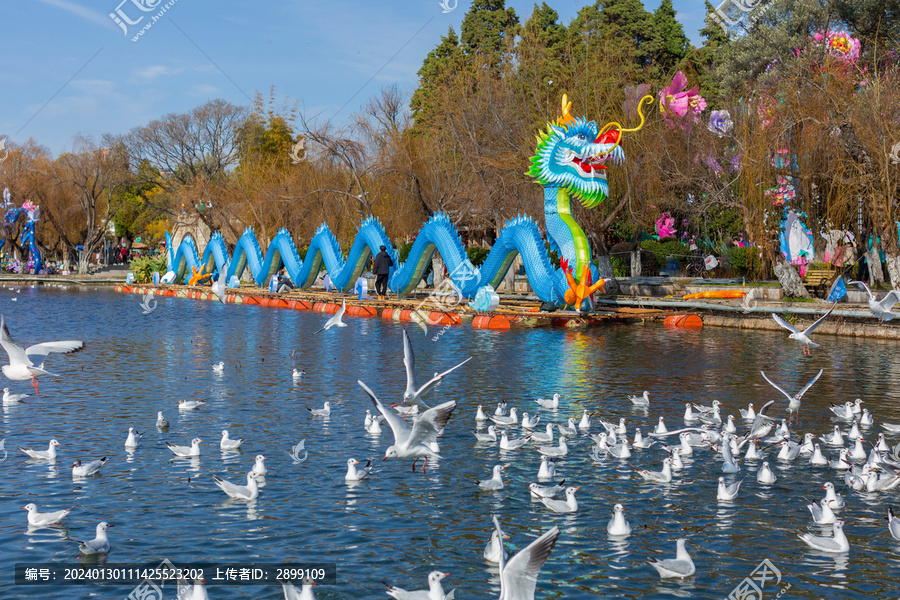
[576,134,586,140]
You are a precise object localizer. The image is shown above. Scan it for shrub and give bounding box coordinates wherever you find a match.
[610,256,628,277]
[131,254,168,283]
[397,241,414,263]
[642,239,691,270]
[467,246,489,267]
[727,246,764,278]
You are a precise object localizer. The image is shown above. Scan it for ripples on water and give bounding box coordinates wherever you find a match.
[1,285,899,599]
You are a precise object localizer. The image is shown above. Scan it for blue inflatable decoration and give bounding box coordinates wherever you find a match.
[166,95,650,305]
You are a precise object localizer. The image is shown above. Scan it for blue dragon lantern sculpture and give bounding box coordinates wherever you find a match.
[0,190,43,274]
[166,94,651,308]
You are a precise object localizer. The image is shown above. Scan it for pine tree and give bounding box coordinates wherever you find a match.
[645,0,690,75]
[519,2,567,85]
[597,0,654,65]
[410,27,463,130]
[696,0,730,101]
[460,0,520,60]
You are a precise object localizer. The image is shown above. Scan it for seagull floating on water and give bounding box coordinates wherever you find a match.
[124,427,142,449]
[167,438,202,457]
[629,391,650,406]
[281,580,316,600]
[473,425,498,443]
[648,538,695,578]
[500,430,531,450]
[535,393,560,409]
[212,361,224,373]
[251,454,268,477]
[717,477,742,501]
[307,401,332,417]
[220,430,244,451]
[345,458,373,482]
[156,411,169,429]
[178,399,206,411]
[798,520,849,553]
[477,465,505,490]
[528,480,566,499]
[888,508,900,541]
[2,387,29,404]
[19,439,60,461]
[607,503,632,536]
[483,519,509,563]
[541,486,579,513]
[807,499,836,525]
[490,408,519,427]
[75,521,112,555]
[23,503,72,527]
[383,571,452,600]
[213,471,259,501]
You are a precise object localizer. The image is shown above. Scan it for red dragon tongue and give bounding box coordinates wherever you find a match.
[596,129,619,144]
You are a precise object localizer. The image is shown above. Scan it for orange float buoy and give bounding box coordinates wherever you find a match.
[381,308,394,320]
[295,300,312,311]
[357,306,378,317]
[270,298,288,309]
[429,312,462,326]
[398,309,413,322]
[682,290,746,300]
[664,314,703,328]
[324,303,340,314]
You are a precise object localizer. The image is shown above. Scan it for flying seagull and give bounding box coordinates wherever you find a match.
[0,316,84,393]
[760,369,823,423]
[314,299,347,335]
[849,281,900,323]
[771,303,836,354]
[398,328,472,409]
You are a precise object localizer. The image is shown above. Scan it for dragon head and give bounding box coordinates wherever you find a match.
[529,94,650,208]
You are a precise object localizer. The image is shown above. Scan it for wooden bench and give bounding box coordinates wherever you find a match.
[802,264,836,298]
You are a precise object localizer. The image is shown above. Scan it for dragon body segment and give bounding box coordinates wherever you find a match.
[166,95,649,307]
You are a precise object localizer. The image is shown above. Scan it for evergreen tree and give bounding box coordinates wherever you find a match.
[410,27,463,130]
[460,0,520,59]
[597,0,654,65]
[518,2,567,85]
[696,0,730,101]
[645,0,690,75]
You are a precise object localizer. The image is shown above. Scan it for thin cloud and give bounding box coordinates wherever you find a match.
[35,0,120,32]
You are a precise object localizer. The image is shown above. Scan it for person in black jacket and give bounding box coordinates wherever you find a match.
[373,245,393,299]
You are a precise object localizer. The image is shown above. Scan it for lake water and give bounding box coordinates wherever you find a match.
[1,285,899,599]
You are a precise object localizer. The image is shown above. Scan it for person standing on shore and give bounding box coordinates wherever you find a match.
[373,245,393,300]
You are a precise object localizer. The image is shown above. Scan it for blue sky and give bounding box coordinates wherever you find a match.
[1,1,705,155]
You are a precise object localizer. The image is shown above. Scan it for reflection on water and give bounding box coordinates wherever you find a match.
[0,286,898,598]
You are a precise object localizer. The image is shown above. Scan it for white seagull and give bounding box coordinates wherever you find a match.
[607,503,632,536]
[807,499,836,525]
[490,408,519,427]
[849,280,900,322]
[23,503,72,527]
[212,361,224,373]
[213,471,259,501]
[75,522,112,555]
[760,369,823,423]
[798,520,849,553]
[292,368,306,380]
[494,516,559,600]
[717,477,742,501]
[473,425,498,443]
[124,427,142,449]
[19,439,60,461]
[0,316,84,392]
[500,431,531,451]
[477,465,505,490]
[2,387,29,404]
[72,457,108,477]
[383,571,451,600]
[220,430,244,451]
[281,580,317,600]
[528,480,566,499]
[167,438,202,457]
[400,329,471,408]
[888,508,900,541]
[313,298,347,334]
[540,486,579,513]
[251,454,268,477]
[212,264,229,303]
[156,411,169,429]
[771,303,836,354]
[535,393,561,409]
[178,399,206,411]
[483,520,509,563]
[537,437,568,457]
[307,401,332,417]
[629,391,650,406]
[345,458,373,482]
[648,538,695,578]
[636,458,673,483]
[358,379,455,473]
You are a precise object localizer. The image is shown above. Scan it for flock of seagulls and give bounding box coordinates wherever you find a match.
[7,293,900,599]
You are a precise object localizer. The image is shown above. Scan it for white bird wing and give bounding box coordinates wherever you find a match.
[771,313,799,334]
[848,280,873,298]
[413,357,472,400]
[407,401,457,448]
[889,514,900,540]
[402,329,418,398]
[878,290,900,312]
[358,380,411,446]
[796,369,824,400]
[803,302,837,335]
[336,299,346,320]
[0,316,30,366]
[214,475,249,498]
[759,371,793,402]
[281,581,302,600]
[25,340,84,366]
[498,524,560,600]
